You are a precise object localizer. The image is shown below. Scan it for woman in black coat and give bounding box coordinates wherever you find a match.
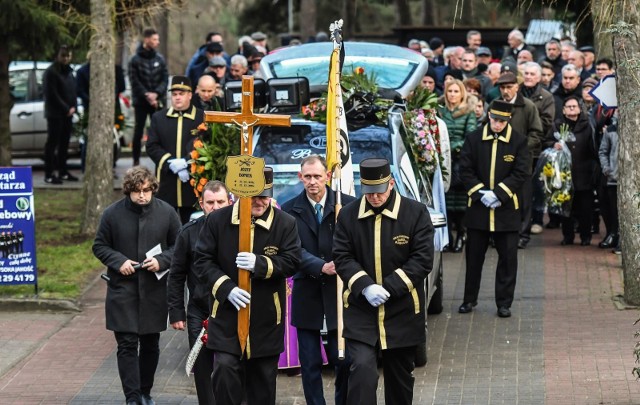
[547,95,596,245]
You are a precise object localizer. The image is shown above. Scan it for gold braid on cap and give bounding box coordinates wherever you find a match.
[361,174,391,185]
[262,183,273,189]
[171,84,192,92]
[489,109,511,117]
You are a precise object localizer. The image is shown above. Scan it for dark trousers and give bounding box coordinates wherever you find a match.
[212,351,278,405]
[113,332,160,403]
[297,328,349,405]
[187,306,215,405]
[464,228,519,308]
[599,177,615,235]
[606,185,619,235]
[346,339,415,405]
[132,102,157,163]
[45,116,72,176]
[519,173,533,242]
[562,189,593,242]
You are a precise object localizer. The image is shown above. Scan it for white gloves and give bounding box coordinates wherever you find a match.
[479,190,500,208]
[228,287,251,310]
[177,169,190,182]
[362,284,390,307]
[169,158,188,174]
[236,252,257,272]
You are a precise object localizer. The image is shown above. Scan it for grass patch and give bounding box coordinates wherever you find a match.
[0,189,119,300]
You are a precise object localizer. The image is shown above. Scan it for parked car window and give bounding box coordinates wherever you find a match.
[9,70,29,103]
[35,69,45,101]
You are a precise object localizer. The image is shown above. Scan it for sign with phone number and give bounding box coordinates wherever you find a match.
[0,167,37,286]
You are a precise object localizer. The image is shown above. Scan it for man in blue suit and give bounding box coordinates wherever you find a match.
[281,155,356,405]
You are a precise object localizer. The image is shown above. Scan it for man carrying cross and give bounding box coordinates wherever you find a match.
[194,167,301,405]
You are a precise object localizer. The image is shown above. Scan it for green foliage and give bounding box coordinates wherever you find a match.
[0,0,71,60]
[0,189,111,299]
[188,122,241,198]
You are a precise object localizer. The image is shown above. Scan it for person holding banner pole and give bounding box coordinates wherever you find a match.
[282,155,355,405]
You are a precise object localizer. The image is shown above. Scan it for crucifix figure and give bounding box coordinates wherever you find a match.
[205,75,291,355]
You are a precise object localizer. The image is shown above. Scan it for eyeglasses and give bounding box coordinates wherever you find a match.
[133,187,153,194]
[212,66,225,69]
[564,104,580,109]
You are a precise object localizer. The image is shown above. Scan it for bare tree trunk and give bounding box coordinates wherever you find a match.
[591,0,614,57]
[612,3,640,305]
[421,0,436,26]
[299,0,316,43]
[81,0,115,236]
[395,0,412,26]
[0,40,12,166]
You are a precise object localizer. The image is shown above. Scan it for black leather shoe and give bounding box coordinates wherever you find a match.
[560,239,574,246]
[452,234,465,253]
[517,238,528,249]
[126,401,140,405]
[60,172,79,181]
[599,234,617,249]
[546,221,560,229]
[497,307,511,318]
[458,301,477,313]
[580,237,591,246]
[141,395,155,405]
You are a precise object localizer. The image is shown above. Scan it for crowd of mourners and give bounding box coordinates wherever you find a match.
[409,29,619,254]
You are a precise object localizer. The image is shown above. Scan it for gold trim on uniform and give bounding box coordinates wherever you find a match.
[361,174,392,186]
[273,292,281,325]
[176,113,183,206]
[395,268,414,291]
[489,108,511,117]
[348,270,367,291]
[211,300,219,318]
[498,182,513,197]
[157,153,172,182]
[343,290,350,308]
[468,183,485,196]
[357,197,374,219]
[212,275,231,296]
[381,193,401,219]
[374,214,387,348]
[263,255,274,279]
[489,138,498,232]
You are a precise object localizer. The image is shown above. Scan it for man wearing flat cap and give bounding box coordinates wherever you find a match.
[496,71,543,249]
[458,100,531,318]
[333,158,434,404]
[194,167,301,405]
[146,75,204,224]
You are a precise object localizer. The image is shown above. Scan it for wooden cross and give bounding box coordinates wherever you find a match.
[205,75,291,355]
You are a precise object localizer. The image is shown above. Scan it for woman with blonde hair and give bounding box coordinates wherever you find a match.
[438,79,477,252]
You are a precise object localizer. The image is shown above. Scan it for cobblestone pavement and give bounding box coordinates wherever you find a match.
[1,210,639,403]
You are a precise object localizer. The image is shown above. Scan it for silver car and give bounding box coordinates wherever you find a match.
[256,41,445,367]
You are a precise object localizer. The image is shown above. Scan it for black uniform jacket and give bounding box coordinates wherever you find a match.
[281,187,357,331]
[460,124,531,232]
[93,197,181,334]
[194,203,301,358]
[333,191,434,350]
[146,105,204,209]
[168,216,210,323]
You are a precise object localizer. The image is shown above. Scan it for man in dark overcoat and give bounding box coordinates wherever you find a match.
[168,180,231,405]
[333,158,434,405]
[458,100,531,318]
[194,168,301,405]
[146,75,204,224]
[281,155,356,405]
[93,166,181,405]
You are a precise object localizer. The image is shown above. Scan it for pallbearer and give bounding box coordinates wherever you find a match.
[333,158,434,404]
[194,168,301,405]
